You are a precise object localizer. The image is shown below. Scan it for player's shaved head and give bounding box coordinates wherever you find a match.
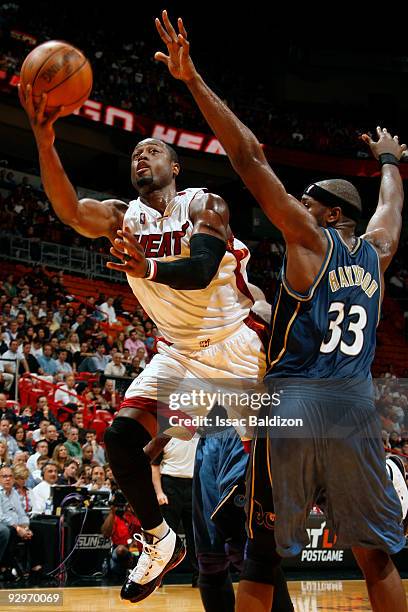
[315,179,362,213]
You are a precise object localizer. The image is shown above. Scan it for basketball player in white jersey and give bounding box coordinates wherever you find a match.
[18,84,272,604]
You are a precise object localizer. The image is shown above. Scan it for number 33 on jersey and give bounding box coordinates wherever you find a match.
[266,227,381,379]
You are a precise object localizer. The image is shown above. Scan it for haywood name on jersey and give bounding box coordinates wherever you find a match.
[328,265,379,298]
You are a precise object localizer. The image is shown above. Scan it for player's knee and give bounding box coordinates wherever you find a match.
[198,568,230,588]
[352,547,392,583]
[197,553,230,577]
[104,416,151,459]
[225,541,244,572]
[241,535,282,585]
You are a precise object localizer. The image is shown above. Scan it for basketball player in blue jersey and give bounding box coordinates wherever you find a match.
[155,11,407,612]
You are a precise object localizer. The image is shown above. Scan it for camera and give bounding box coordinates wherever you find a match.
[109,490,127,511]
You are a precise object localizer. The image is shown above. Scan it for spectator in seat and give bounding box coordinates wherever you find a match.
[128,357,143,378]
[57,459,81,486]
[114,331,126,353]
[0,418,19,459]
[104,352,126,377]
[30,338,43,360]
[52,304,66,327]
[72,341,92,372]
[51,444,69,474]
[63,427,81,460]
[54,373,80,410]
[32,397,59,431]
[30,461,58,515]
[84,429,106,465]
[0,393,16,424]
[36,343,57,379]
[13,465,32,515]
[77,465,91,486]
[135,346,147,369]
[3,274,17,298]
[1,339,22,390]
[88,465,110,492]
[26,456,49,489]
[102,379,118,413]
[66,332,80,355]
[26,439,49,474]
[71,412,87,444]
[32,418,50,443]
[48,337,59,358]
[18,341,40,377]
[16,406,32,430]
[12,451,29,469]
[99,296,118,324]
[124,329,146,358]
[10,425,29,454]
[0,465,43,580]
[91,344,110,373]
[44,424,59,457]
[0,440,10,468]
[85,382,109,411]
[54,349,73,380]
[0,362,14,393]
[58,421,71,444]
[5,321,19,345]
[81,443,95,466]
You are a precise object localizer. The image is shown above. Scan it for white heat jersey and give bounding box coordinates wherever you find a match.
[123,188,269,350]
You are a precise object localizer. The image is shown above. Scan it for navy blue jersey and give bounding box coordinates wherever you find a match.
[266,227,381,379]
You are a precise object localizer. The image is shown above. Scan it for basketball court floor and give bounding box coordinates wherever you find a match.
[1,581,407,611]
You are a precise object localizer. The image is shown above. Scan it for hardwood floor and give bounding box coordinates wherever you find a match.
[0,580,407,611]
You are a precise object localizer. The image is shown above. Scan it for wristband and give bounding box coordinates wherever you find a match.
[143,259,157,280]
[379,153,400,167]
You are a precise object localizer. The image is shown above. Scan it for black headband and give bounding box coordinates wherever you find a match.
[303,183,361,221]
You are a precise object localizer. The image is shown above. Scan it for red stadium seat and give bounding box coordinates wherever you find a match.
[6,400,20,414]
[91,419,109,443]
[95,410,113,424]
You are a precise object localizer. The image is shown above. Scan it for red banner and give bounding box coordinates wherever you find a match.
[2,72,407,179]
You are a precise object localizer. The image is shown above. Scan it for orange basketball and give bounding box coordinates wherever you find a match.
[20,40,93,116]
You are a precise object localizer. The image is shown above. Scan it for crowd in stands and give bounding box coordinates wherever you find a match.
[0,3,391,158]
[377,372,408,467]
[0,167,108,252]
[0,262,155,580]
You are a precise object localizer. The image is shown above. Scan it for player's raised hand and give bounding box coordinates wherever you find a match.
[361,126,407,161]
[18,84,64,149]
[154,10,197,82]
[107,228,148,278]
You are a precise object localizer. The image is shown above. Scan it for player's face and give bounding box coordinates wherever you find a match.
[301,195,331,227]
[130,139,178,193]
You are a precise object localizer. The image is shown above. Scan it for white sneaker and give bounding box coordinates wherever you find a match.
[120,528,186,603]
[386,454,408,534]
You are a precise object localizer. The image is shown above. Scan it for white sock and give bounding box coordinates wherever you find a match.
[145,519,170,540]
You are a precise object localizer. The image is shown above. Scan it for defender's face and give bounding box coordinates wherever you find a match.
[301,195,330,227]
[131,139,177,193]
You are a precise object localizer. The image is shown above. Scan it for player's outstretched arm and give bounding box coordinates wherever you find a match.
[107,192,228,290]
[154,11,325,256]
[19,84,125,241]
[361,126,406,273]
